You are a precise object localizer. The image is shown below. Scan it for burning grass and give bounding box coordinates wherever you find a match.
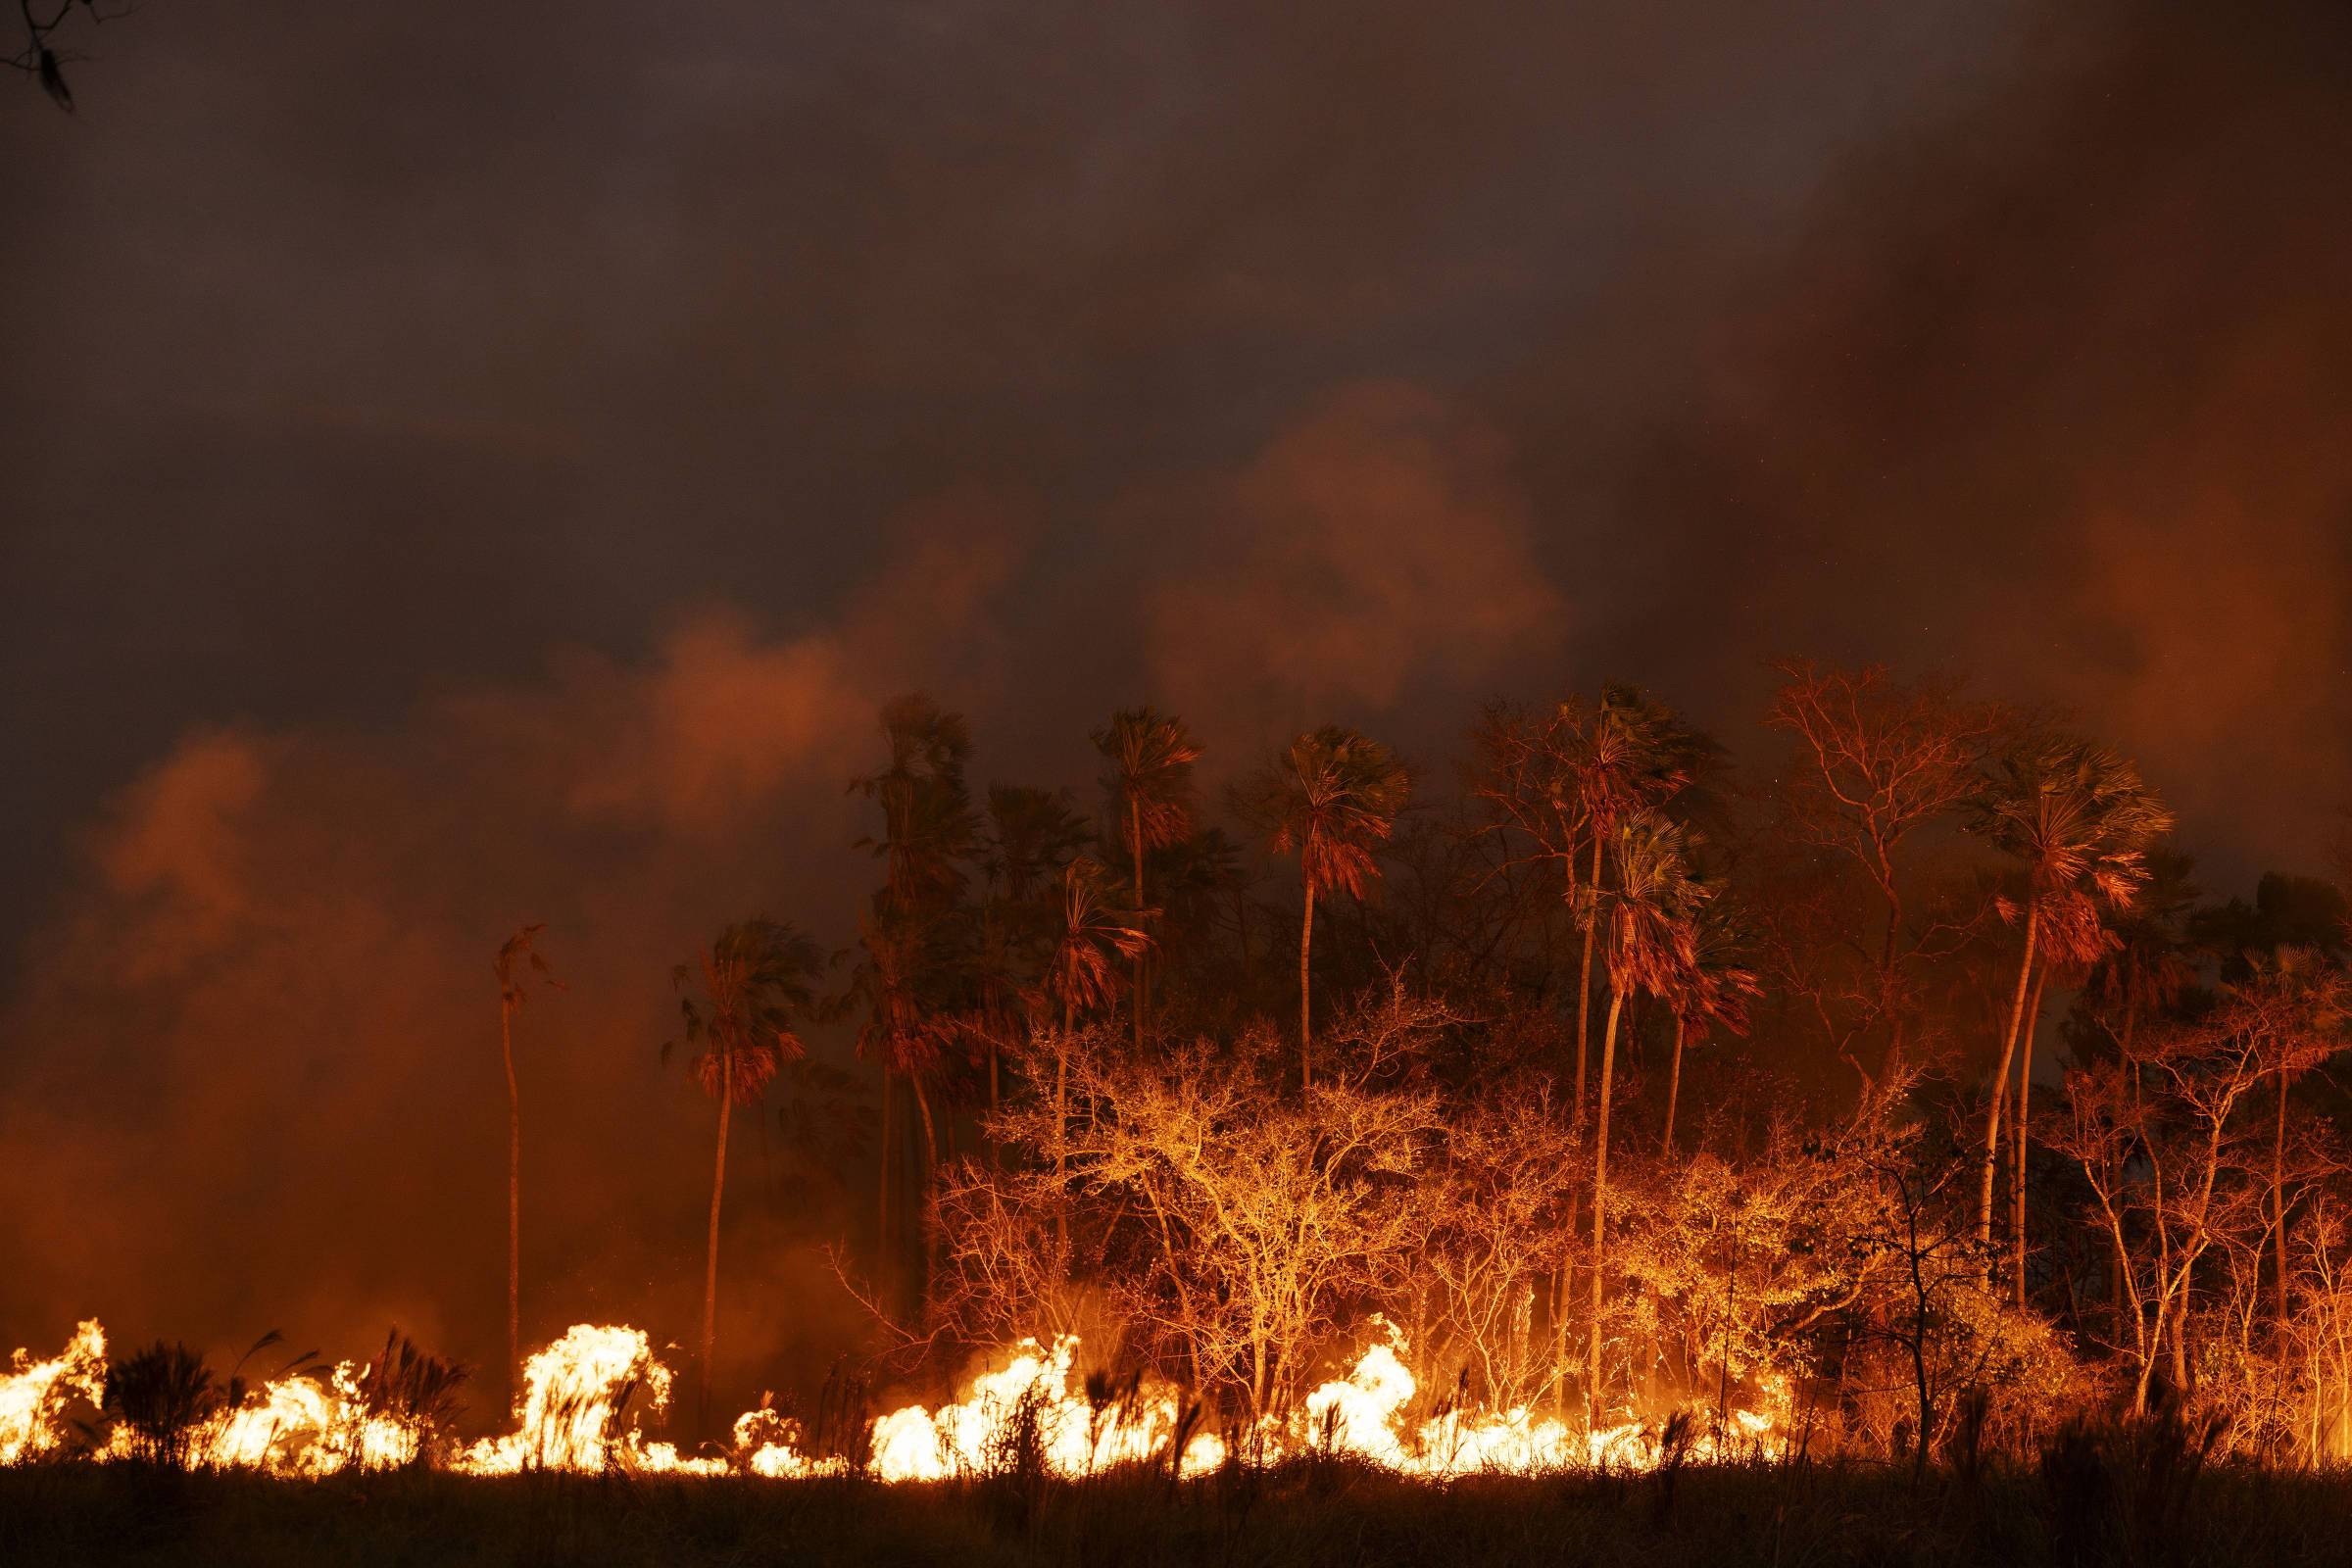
[10,1321,2352,1566]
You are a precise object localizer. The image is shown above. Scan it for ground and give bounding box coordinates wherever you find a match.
[2,1457,2347,1567]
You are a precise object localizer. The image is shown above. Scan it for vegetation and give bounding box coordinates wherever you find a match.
[800,664,2352,1469]
[12,1446,2352,1568]
[665,920,826,1437]
[495,924,564,1414]
[18,659,2352,1550]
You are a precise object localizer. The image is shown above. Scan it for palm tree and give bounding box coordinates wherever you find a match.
[844,693,979,1298]
[835,908,950,1269]
[965,784,1092,1117]
[1042,857,1153,1180]
[1661,899,1757,1152]
[1093,708,1201,1046]
[1588,810,1703,1417]
[1231,725,1411,1085]
[494,924,563,1412]
[2087,849,2201,1058]
[1965,736,2172,1253]
[850,692,978,915]
[666,918,825,1436]
[1566,685,1707,1119]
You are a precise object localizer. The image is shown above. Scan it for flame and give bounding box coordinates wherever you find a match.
[189,1362,422,1474]
[456,1323,704,1475]
[861,1336,1224,1481]
[1,1319,107,1463]
[3,1317,1787,1478]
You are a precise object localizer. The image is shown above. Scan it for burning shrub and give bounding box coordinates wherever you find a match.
[350,1329,470,1465]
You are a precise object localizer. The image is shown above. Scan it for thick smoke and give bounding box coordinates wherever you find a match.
[0,501,1030,1412]
[1502,0,2352,880]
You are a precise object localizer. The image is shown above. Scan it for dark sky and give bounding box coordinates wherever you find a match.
[4,0,2350,1407]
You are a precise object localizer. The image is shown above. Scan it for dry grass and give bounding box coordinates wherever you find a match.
[5,1453,2352,1568]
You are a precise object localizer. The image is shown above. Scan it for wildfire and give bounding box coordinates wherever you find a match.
[456,1323,712,1476]
[2,1317,1786,1478]
[1,1319,106,1465]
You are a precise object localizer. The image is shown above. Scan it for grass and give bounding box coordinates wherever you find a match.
[6,1454,2352,1567]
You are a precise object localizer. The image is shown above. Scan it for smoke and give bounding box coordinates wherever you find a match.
[0,497,1031,1414]
[1499,0,2352,879]
[0,416,1561,1411]
[1141,382,1563,752]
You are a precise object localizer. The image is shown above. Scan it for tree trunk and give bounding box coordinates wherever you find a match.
[878,1070,894,1260]
[2014,962,2046,1310]
[910,1073,939,1292]
[1588,986,1626,1422]
[2278,1069,2292,1332]
[502,1000,521,1413]
[1298,874,1317,1087]
[1056,995,1073,1256]
[986,1035,1001,1167]
[1576,833,1600,1122]
[1980,904,2039,1253]
[1664,1011,1686,1152]
[703,1064,733,1443]
[1132,798,1147,1050]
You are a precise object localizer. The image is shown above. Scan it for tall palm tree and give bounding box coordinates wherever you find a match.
[835,908,951,1266]
[1588,810,1703,1416]
[1042,858,1153,1172]
[1093,708,1201,1046]
[1965,736,2172,1253]
[850,692,978,915]
[494,924,563,1413]
[666,918,825,1437]
[844,694,979,1298]
[1661,899,1757,1152]
[1567,685,1707,1119]
[1231,725,1411,1085]
[965,784,1092,1117]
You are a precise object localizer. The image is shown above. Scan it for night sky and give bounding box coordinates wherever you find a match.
[4,0,2349,1410]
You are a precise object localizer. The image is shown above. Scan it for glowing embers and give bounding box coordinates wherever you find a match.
[0,1319,107,1463]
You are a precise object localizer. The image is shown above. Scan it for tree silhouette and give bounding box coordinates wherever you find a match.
[1231,725,1410,1085]
[9,0,128,111]
[2232,947,2351,1329]
[844,693,979,1297]
[1588,809,1703,1417]
[1042,857,1152,1186]
[1966,736,2172,1254]
[1566,686,1708,1118]
[1661,895,1758,1152]
[1094,708,1201,1047]
[666,918,825,1437]
[494,923,563,1412]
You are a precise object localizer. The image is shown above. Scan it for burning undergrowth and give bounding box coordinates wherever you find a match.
[1,1315,1786,1482]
